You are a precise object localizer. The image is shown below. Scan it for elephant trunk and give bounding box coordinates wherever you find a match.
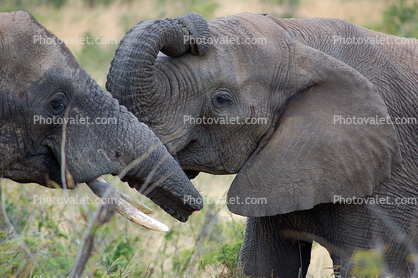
[106,13,210,115]
[58,78,202,223]
[115,114,204,223]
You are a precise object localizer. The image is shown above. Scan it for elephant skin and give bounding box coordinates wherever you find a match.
[107,12,418,277]
[0,11,203,226]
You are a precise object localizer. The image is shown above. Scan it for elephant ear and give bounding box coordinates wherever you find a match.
[227,40,401,217]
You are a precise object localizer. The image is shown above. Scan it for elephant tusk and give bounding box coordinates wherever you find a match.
[120,192,154,214]
[89,177,153,214]
[86,177,169,232]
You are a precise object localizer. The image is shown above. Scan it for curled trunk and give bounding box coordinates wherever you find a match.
[106,13,210,115]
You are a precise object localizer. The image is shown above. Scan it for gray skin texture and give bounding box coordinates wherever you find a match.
[0,11,203,223]
[107,13,418,277]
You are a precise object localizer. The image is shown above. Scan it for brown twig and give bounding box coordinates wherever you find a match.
[69,189,116,277]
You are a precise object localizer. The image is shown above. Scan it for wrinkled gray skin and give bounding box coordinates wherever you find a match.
[107,13,418,277]
[0,11,203,223]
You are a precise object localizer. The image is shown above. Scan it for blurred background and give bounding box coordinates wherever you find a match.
[1,0,417,277]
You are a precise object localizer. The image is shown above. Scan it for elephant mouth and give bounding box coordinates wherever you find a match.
[172,152,200,179]
[184,170,200,180]
[13,145,63,187]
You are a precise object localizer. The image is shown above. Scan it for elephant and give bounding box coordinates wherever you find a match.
[106,12,418,277]
[0,10,204,231]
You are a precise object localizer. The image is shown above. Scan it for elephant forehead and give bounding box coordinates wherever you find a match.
[202,17,285,77]
[154,14,286,89]
[0,11,79,82]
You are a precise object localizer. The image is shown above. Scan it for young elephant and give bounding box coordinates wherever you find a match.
[0,11,203,231]
[107,12,418,277]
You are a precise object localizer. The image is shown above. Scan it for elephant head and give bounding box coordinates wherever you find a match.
[0,11,203,229]
[107,13,401,217]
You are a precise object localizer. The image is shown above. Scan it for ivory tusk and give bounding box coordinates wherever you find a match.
[87,177,169,232]
[87,177,153,214]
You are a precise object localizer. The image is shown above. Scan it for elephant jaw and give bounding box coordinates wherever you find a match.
[87,177,169,232]
[184,170,200,180]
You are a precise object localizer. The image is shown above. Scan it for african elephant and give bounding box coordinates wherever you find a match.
[107,12,418,277]
[0,10,204,231]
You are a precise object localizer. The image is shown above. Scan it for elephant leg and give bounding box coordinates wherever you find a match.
[330,243,414,277]
[383,243,416,276]
[239,216,312,278]
[322,204,418,276]
[330,254,351,276]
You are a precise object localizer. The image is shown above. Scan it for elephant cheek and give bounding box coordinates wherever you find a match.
[64,147,123,184]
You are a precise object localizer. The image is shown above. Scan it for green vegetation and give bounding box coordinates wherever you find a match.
[262,0,300,18]
[200,215,245,277]
[0,0,118,10]
[75,32,118,89]
[0,176,248,277]
[375,0,418,38]
[154,0,219,19]
[349,249,385,277]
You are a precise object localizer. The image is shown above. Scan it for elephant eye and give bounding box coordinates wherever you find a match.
[50,97,67,115]
[216,95,229,104]
[212,91,233,107]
